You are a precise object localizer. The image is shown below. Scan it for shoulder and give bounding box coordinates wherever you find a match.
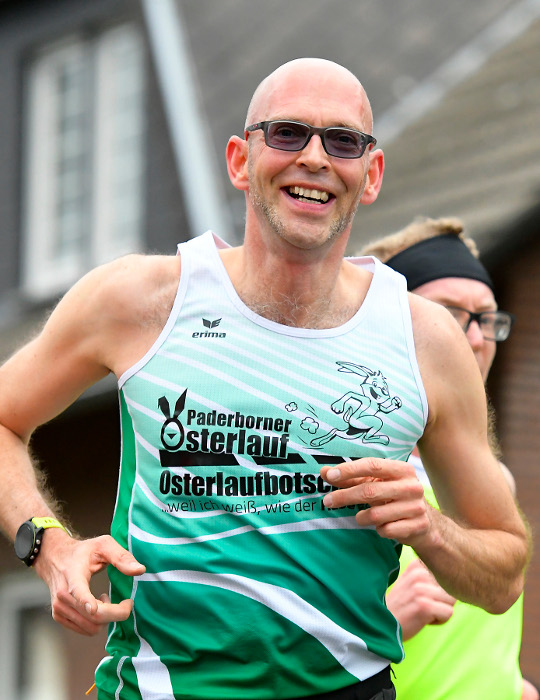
[408,293,470,362]
[408,293,485,424]
[71,253,181,328]
[40,253,182,375]
[0,254,182,436]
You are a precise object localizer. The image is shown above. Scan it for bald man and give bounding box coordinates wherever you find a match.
[0,59,529,699]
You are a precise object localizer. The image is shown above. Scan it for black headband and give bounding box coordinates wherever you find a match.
[384,233,494,292]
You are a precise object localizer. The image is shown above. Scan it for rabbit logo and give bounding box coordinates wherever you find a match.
[310,362,402,448]
[158,390,188,451]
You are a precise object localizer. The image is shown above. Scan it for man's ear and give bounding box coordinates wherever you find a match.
[226,135,249,191]
[360,148,385,205]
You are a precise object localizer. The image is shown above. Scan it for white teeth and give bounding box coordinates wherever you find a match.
[290,186,329,202]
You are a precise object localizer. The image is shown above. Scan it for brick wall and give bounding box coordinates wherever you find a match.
[490,234,540,685]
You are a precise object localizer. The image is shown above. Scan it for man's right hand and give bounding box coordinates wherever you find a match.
[35,530,145,636]
[386,558,456,641]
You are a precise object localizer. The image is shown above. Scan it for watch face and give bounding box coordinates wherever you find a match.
[14,521,35,560]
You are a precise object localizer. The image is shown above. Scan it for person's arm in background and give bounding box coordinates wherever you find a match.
[522,679,540,700]
[386,559,456,640]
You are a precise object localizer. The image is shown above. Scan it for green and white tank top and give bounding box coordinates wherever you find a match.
[95,231,428,699]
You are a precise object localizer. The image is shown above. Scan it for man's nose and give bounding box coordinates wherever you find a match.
[465,319,485,349]
[295,135,330,171]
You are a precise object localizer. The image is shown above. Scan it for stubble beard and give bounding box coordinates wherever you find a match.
[248,186,354,248]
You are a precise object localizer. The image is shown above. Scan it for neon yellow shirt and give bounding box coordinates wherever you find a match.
[393,456,523,700]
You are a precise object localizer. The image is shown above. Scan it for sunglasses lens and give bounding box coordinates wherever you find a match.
[266,121,310,151]
[325,128,366,158]
[262,121,371,158]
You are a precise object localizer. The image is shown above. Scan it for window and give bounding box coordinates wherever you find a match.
[22,24,146,300]
[0,573,67,700]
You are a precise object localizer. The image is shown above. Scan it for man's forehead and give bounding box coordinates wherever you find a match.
[415,277,497,307]
[246,60,372,130]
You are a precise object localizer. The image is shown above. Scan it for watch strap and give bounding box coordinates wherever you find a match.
[31,516,70,534]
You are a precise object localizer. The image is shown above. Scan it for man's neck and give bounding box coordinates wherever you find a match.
[220,238,372,329]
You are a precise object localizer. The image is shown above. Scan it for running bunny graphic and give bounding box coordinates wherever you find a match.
[310,362,402,447]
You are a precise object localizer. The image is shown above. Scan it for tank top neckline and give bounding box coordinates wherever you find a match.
[199,231,384,339]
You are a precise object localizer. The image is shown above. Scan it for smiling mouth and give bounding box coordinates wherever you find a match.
[287,186,330,203]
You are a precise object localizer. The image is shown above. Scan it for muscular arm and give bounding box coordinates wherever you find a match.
[321,298,529,614]
[0,254,180,633]
[413,298,529,612]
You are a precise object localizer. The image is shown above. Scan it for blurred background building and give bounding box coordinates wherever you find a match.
[0,0,538,696]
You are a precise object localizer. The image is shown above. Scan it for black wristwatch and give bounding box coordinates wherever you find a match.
[14,517,70,566]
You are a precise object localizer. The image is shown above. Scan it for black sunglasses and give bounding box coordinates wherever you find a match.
[245,120,376,159]
[444,306,515,342]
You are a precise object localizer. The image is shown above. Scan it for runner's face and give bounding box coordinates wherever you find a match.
[245,64,376,252]
[414,277,498,382]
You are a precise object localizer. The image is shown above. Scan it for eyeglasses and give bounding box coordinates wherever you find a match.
[245,120,377,159]
[444,306,515,342]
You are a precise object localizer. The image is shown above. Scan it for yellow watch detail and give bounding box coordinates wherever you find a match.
[31,517,70,535]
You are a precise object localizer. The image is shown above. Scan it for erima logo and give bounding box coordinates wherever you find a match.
[203,318,221,329]
[192,318,226,338]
